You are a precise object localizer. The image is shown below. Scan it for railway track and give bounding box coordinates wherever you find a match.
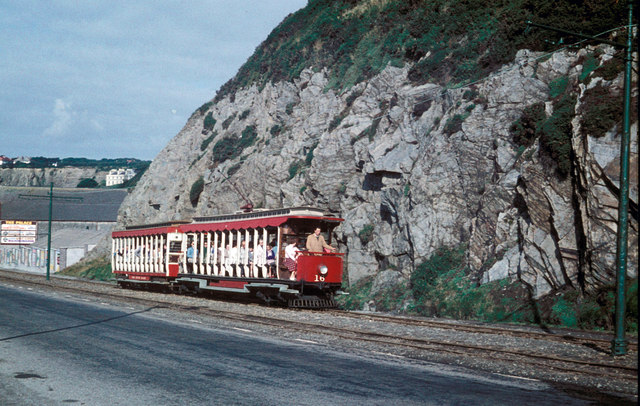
[328,310,639,353]
[1,269,637,390]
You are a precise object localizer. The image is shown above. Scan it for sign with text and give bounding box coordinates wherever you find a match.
[1,220,38,245]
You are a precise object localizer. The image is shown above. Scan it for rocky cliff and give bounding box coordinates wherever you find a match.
[0,167,107,188]
[118,42,638,300]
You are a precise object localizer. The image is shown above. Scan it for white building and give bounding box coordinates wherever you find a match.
[106,168,136,186]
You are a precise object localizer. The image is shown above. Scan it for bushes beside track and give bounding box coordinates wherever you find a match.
[57,257,113,281]
[339,245,638,334]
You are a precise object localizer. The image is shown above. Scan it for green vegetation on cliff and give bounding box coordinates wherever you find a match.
[339,245,638,333]
[216,0,626,100]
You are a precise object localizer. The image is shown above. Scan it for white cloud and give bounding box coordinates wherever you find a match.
[43,99,74,137]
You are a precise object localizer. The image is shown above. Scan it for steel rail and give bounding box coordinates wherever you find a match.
[327,310,639,351]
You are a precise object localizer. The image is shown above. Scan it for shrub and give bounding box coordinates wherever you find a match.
[548,76,569,99]
[409,244,540,322]
[538,94,576,177]
[239,109,250,120]
[337,276,374,310]
[372,279,412,312]
[212,138,237,164]
[285,102,295,115]
[551,294,578,328]
[594,54,624,81]
[547,282,638,332]
[329,108,349,131]
[305,143,318,166]
[240,125,258,148]
[288,160,305,180]
[443,113,468,135]
[203,112,216,131]
[510,102,546,147]
[77,178,99,188]
[211,126,258,165]
[196,101,213,116]
[200,131,216,151]
[411,244,466,301]
[579,53,599,82]
[227,163,242,177]
[189,176,204,206]
[58,257,112,281]
[221,113,236,130]
[579,84,622,138]
[462,88,479,100]
[270,124,283,136]
[358,224,375,245]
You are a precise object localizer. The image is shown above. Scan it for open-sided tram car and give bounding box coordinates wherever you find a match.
[111,207,344,308]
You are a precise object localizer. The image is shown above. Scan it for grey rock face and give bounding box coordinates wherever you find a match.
[0,168,107,188]
[118,47,638,299]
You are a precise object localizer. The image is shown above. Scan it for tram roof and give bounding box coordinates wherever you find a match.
[183,207,343,233]
[112,207,343,237]
[112,225,184,238]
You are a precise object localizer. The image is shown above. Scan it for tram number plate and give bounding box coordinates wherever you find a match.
[314,275,325,282]
[129,275,151,281]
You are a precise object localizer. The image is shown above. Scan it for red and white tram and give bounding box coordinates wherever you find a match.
[111,207,344,308]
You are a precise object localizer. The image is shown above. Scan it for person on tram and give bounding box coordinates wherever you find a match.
[228,243,238,277]
[306,227,336,253]
[186,241,198,273]
[238,240,248,277]
[284,238,300,280]
[254,239,266,278]
[266,244,276,278]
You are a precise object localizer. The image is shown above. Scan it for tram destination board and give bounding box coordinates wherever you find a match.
[1,220,38,245]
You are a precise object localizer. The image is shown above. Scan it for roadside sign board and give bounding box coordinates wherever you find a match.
[1,220,37,244]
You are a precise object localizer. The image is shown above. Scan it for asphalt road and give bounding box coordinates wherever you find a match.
[0,284,606,405]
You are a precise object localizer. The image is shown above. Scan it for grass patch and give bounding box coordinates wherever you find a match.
[547,280,638,332]
[337,275,374,310]
[410,244,536,323]
[58,257,113,281]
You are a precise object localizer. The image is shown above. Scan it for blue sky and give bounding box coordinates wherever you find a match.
[0,1,307,160]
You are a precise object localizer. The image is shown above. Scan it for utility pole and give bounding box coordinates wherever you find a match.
[527,0,636,356]
[19,183,83,280]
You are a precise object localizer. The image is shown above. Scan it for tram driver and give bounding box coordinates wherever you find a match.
[306,227,336,253]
